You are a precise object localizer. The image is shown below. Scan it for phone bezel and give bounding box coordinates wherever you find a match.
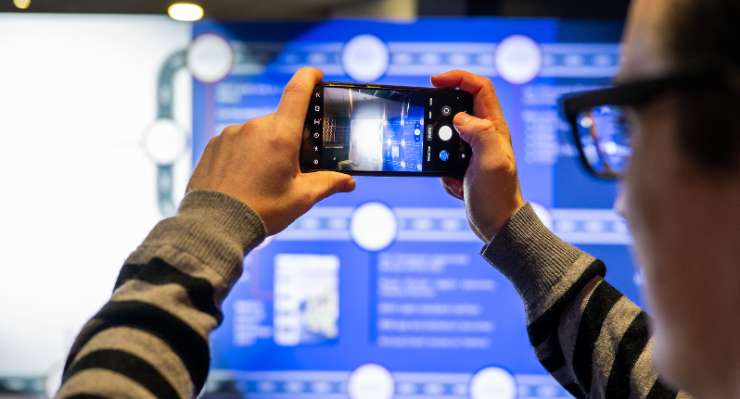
[300,82,474,178]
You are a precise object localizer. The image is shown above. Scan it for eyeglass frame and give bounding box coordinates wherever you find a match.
[560,69,736,179]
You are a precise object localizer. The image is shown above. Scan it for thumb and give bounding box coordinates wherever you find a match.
[453,112,497,145]
[303,171,357,202]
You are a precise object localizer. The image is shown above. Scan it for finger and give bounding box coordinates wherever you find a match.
[453,112,500,147]
[274,67,324,130]
[440,177,464,200]
[303,171,356,203]
[430,70,505,121]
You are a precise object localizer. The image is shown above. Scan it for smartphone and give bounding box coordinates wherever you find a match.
[301,82,474,177]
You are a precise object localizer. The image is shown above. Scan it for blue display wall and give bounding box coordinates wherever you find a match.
[190,18,632,399]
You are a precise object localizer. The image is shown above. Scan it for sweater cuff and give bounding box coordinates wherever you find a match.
[481,202,583,303]
[138,190,267,281]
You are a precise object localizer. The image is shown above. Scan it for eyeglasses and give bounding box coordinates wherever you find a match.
[560,70,732,179]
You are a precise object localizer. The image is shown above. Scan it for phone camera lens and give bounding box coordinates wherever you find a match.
[441,105,452,116]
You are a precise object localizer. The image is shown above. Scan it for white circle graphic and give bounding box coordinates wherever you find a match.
[438,125,453,141]
[187,33,234,83]
[469,367,517,399]
[350,202,398,252]
[347,363,395,399]
[342,34,389,82]
[494,35,543,85]
[143,119,188,164]
[529,202,553,231]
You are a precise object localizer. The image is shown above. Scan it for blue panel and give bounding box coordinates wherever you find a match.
[192,17,632,399]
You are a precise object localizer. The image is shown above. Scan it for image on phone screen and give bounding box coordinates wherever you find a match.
[303,84,472,176]
[325,87,424,172]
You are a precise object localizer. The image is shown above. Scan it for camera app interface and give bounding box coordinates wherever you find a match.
[315,87,426,172]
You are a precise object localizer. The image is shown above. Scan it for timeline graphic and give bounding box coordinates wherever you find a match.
[187,18,628,399]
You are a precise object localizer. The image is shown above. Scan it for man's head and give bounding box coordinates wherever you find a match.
[618,0,740,396]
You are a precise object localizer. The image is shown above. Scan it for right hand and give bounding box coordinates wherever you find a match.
[431,70,524,243]
[186,67,356,236]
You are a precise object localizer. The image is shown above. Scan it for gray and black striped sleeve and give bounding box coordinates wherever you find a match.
[55,190,266,399]
[483,203,689,399]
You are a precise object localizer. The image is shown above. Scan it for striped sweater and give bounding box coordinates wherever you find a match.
[55,192,685,399]
[483,203,687,399]
[56,190,266,399]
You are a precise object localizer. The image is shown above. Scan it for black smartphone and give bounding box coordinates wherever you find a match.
[301,82,474,177]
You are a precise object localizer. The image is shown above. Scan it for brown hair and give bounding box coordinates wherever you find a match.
[666,0,740,171]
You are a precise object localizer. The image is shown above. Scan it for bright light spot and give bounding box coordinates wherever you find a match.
[351,119,384,168]
[438,125,453,141]
[186,33,234,83]
[603,141,618,155]
[14,0,30,9]
[386,139,391,146]
[580,116,593,128]
[493,35,542,84]
[401,139,405,147]
[168,3,204,21]
[342,35,389,82]
[350,203,397,252]
[469,367,516,399]
[400,161,406,168]
[348,363,395,399]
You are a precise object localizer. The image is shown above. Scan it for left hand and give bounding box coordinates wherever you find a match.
[186,67,356,235]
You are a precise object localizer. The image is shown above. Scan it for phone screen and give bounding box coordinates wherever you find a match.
[302,84,472,176]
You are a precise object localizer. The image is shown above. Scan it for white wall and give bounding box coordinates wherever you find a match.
[0,14,192,376]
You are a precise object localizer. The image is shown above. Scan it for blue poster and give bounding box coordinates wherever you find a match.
[190,18,631,399]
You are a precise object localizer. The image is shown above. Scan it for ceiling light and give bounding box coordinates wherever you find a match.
[168,3,203,21]
[14,0,31,9]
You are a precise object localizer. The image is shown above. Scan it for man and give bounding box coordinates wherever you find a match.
[55,0,740,398]
[439,0,739,398]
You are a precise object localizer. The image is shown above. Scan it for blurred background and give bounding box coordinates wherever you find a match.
[0,1,633,398]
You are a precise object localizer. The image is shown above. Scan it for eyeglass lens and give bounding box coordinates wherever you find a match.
[576,105,632,177]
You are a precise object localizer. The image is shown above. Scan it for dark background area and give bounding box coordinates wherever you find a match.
[423,0,630,18]
[0,0,631,20]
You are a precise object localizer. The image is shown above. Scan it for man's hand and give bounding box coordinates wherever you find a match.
[432,70,524,243]
[186,67,356,235]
